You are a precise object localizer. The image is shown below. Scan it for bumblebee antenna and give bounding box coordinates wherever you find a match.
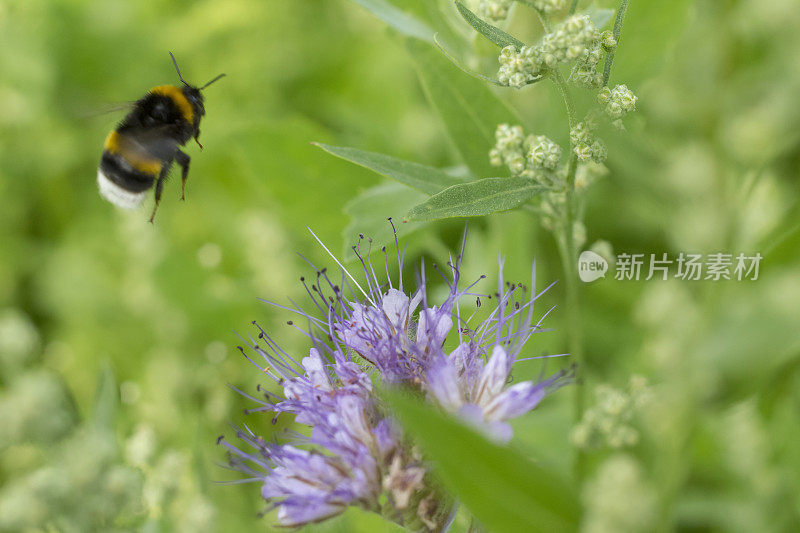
[169,51,190,87]
[200,73,226,90]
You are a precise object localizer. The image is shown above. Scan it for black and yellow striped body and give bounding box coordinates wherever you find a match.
[98,83,206,217]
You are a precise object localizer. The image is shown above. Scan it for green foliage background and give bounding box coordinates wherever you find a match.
[1,0,799,531]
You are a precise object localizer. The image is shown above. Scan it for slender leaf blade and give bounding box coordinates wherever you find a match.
[314,143,465,195]
[455,1,525,49]
[406,177,544,221]
[584,7,615,29]
[351,0,435,42]
[407,39,522,177]
[92,362,118,432]
[383,389,579,533]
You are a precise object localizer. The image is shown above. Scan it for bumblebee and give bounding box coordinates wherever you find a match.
[98,53,224,222]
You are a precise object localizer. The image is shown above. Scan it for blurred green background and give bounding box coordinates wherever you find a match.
[1,0,799,531]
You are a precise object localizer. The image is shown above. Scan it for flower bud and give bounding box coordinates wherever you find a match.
[526,135,562,170]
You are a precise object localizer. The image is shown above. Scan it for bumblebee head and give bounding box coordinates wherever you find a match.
[169,52,225,119]
[182,85,206,117]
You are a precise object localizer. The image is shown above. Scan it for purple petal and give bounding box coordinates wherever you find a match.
[426,357,463,411]
[416,306,453,349]
[275,499,345,527]
[484,381,546,421]
[302,349,332,391]
[381,288,412,331]
[474,345,510,405]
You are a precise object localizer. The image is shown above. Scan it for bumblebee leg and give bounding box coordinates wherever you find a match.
[175,150,190,201]
[194,130,203,150]
[148,171,167,224]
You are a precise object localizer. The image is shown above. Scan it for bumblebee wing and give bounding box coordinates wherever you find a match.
[78,101,135,120]
[117,125,181,162]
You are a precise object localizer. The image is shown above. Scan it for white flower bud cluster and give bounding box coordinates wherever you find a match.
[497,15,603,88]
[539,191,565,232]
[571,376,651,450]
[582,455,658,533]
[497,45,545,88]
[569,42,604,88]
[599,30,617,51]
[490,124,562,178]
[540,15,599,68]
[575,161,608,190]
[598,84,637,119]
[489,123,526,173]
[474,0,514,23]
[570,119,607,163]
[530,0,566,14]
[527,135,562,169]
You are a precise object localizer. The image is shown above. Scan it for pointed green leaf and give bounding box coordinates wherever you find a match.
[92,362,118,432]
[343,182,429,259]
[351,0,434,42]
[383,389,579,533]
[406,177,544,221]
[314,143,466,195]
[407,39,522,177]
[584,7,615,29]
[455,1,525,49]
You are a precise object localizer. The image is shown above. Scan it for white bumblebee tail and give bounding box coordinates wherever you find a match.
[97,169,146,209]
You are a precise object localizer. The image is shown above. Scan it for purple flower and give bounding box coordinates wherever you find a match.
[221,226,570,529]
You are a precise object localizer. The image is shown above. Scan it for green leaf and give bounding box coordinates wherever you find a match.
[406,177,544,221]
[92,362,118,432]
[351,0,434,42]
[407,39,522,177]
[383,389,579,533]
[455,1,525,49]
[758,351,800,418]
[343,182,429,259]
[584,6,615,29]
[313,143,466,195]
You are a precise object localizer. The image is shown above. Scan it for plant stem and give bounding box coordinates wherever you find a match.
[602,0,629,86]
[550,69,585,482]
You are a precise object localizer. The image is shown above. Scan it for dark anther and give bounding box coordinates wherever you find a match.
[300,276,305,282]
[216,435,225,444]
[287,320,293,325]
[271,416,279,425]
[251,320,257,325]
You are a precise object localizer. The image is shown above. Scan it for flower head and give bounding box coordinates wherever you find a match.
[471,0,514,23]
[599,84,638,119]
[221,227,570,529]
[498,45,545,88]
